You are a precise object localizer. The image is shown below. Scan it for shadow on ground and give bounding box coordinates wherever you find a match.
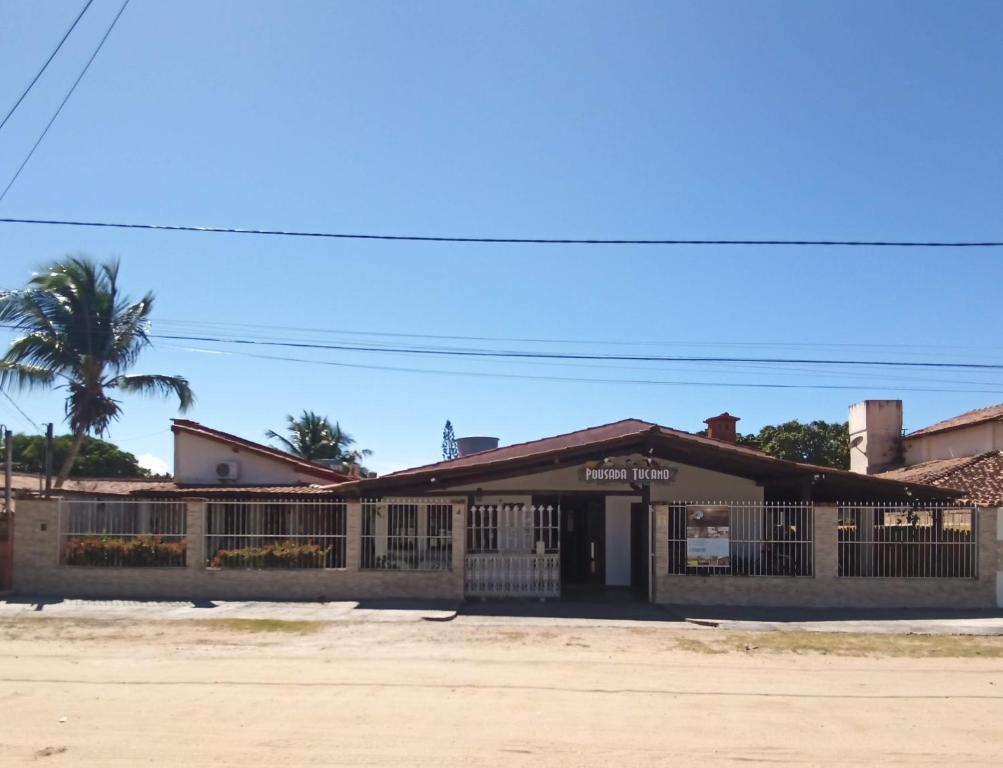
[459,589,684,622]
[672,605,1003,625]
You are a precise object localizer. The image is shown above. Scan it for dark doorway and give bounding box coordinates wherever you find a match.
[539,495,605,586]
[630,502,649,595]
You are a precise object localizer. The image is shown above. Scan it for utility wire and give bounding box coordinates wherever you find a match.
[0,0,95,135]
[0,389,42,432]
[148,331,1003,371]
[169,344,1003,395]
[151,316,1003,352]
[0,216,1000,248]
[0,0,130,205]
[3,321,1002,371]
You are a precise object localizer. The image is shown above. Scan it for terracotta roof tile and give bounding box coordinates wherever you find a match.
[9,473,177,497]
[382,418,773,479]
[877,451,1003,505]
[905,403,1003,439]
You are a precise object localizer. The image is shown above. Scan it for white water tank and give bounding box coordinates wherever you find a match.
[456,436,500,457]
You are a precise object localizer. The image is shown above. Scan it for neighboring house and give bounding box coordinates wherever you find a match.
[849,400,1003,506]
[170,419,352,488]
[9,418,352,500]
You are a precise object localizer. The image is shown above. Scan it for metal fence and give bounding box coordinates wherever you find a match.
[466,503,560,554]
[361,499,453,570]
[464,504,561,597]
[667,501,815,577]
[205,499,347,569]
[837,503,977,578]
[59,499,187,567]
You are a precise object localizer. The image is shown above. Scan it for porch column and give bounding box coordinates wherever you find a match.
[652,503,669,602]
[345,500,362,571]
[451,498,467,572]
[184,498,205,571]
[813,504,838,579]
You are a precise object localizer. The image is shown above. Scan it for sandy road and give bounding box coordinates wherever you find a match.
[0,618,1001,766]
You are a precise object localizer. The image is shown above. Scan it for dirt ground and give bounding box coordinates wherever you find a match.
[1,617,1002,766]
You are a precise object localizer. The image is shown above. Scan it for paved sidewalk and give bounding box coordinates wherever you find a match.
[0,597,458,623]
[670,605,1003,635]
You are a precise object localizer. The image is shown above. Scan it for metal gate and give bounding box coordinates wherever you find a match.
[464,503,560,598]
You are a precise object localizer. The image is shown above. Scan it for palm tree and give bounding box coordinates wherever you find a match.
[266,411,372,466]
[0,257,194,487]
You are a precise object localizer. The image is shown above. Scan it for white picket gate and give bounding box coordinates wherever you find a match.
[464,504,561,598]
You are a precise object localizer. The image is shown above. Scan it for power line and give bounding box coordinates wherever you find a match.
[0,0,95,135]
[169,344,1003,395]
[3,321,1002,371]
[0,0,130,205]
[0,216,1000,248]
[0,389,42,432]
[148,331,1003,371]
[151,316,1003,352]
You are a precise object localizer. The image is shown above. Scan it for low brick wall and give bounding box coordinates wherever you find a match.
[11,498,464,602]
[11,498,1003,608]
[653,504,1003,609]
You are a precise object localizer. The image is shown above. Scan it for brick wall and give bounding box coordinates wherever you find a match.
[653,504,1003,609]
[11,498,1002,608]
[12,498,465,601]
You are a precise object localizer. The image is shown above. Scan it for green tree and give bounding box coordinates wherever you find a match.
[12,433,156,478]
[441,419,458,460]
[0,257,194,487]
[754,420,850,469]
[266,410,372,465]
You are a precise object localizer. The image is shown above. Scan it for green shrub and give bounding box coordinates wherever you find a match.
[63,535,186,567]
[209,540,331,569]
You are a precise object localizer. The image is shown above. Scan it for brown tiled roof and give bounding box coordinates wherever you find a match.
[171,419,352,482]
[9,473,177,497]
[141,483,347,498]
[382,419,776,478]
[905,403,1003,439]
[877,451,1003,506]
[333,418,954,500]
[10,472,347,499]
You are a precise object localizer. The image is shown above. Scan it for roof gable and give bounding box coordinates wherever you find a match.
[171,419,351,483]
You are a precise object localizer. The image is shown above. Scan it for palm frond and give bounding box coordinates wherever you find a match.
[107,373,195,411]
[0,361,57,391]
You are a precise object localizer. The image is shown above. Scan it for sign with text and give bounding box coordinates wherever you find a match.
[581,459,676,485]
[686,505,731,568]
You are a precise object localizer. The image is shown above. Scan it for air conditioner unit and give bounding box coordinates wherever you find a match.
[215,460,240,481]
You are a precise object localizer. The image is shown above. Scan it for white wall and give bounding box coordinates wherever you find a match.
[904,422,999,464]
[173,431,333,485]
[604,496,637,587]
[445,454,763,501]
[848,400,903,474]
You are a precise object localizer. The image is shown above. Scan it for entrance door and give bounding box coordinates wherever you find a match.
[559,498,605,585]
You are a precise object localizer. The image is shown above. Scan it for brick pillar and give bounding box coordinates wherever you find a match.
[184,498,206,570]
[451,498,466,573]
[652,503,668,602]
[813,504,838,580]
[994,508,1002,609]
[345,500,361,571]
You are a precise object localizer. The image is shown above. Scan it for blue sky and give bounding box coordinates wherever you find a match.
[1,1,1002,475]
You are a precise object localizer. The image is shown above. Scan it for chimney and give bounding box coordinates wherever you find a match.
[704,412,740,443]
[848,400,902,475]
[456,436,500,457]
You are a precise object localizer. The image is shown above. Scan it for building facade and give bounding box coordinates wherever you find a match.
[7,414,1003,608]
